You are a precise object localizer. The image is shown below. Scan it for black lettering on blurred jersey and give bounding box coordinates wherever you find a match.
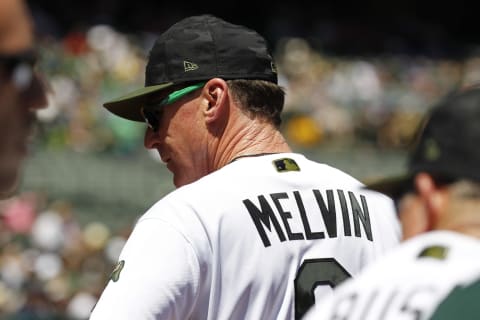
[358,290,379,319]
[328,286,440,319]
[331,292,359,320]
[379,289,400,319]
[243,189,373,247]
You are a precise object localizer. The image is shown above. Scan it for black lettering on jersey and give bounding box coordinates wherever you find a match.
[243,196,286,247]
[349,192,373,241]
[296,191,324,240]
[338,190,352,236]
[272,192,304,241]
[313,189,335,238]
[243,189,374,248]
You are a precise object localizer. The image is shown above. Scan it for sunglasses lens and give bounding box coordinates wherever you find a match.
[139,82,204,132]
[1,51,39,95]
[141,108,160,132]
[12,63,33,90]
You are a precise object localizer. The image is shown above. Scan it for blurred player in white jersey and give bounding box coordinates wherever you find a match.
[303,85,480,320]
[90,14,400,320]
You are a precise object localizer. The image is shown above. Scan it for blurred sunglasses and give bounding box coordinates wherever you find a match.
[141,82,205,132]
[0,50,38,92]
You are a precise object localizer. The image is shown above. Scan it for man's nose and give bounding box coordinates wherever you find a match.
[144,127,159,149]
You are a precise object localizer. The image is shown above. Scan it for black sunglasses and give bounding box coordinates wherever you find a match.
[0,50,37,72]
[140,82,205,132]
[141,107,163,133]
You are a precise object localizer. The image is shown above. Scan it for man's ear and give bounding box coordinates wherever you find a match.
[399,193,429,240]
[414,173,447,230]
[202,78,229,125]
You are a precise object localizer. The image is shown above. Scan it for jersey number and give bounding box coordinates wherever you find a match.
[294,258,351,319]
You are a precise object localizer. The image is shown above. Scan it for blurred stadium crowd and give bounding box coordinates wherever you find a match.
[1,22,480,319]
[0,192,130,319]
[33,24,480,152]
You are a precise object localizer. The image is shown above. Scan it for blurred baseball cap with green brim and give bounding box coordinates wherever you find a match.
[103,14,278,122]
[365,84,480,199]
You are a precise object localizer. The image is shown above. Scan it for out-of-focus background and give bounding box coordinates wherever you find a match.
[1,0,479,318]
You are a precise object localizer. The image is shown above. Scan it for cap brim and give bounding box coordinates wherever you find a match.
[363,174,414,199]
[103,83,174,122]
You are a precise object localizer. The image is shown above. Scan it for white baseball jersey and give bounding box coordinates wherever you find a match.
[90,153,400,320]
[303,230,480,320]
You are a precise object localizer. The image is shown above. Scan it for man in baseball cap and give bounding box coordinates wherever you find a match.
[103,14,277,123]
[92,14,400,319]
[367,85,480,203]
[303,85,480,319]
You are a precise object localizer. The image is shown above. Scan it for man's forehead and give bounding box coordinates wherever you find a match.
[0,0,33,53]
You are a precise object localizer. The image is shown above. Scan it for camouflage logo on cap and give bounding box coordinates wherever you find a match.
[424,138,441,162]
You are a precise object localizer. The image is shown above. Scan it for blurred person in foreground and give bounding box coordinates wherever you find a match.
[90,14,400,320]
[303,85,480,320]
[0,0,47,198]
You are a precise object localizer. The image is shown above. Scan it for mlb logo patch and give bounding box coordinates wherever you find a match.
[273,158,300,172]
[417,245,448,260]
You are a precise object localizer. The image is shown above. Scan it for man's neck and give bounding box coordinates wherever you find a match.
[213,121,292,170]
